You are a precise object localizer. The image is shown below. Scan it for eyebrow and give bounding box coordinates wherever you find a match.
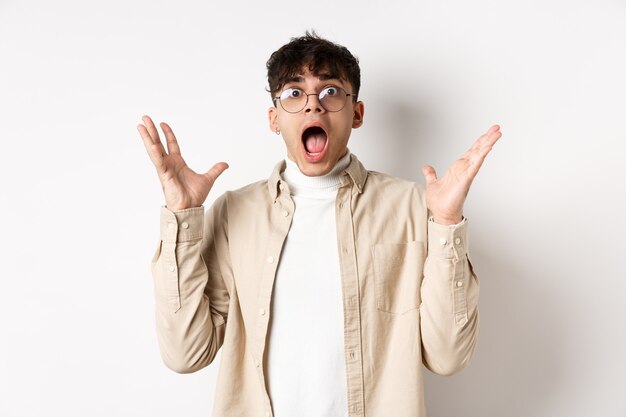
[284,73,342,84]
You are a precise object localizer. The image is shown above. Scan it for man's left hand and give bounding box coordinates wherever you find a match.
[422,124,502,225]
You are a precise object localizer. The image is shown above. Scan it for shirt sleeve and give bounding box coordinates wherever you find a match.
[419,218,479,376]
[151,202,230,374]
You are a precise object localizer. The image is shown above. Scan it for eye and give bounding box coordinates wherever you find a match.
[322,86,339,97]
[280,88,303,100]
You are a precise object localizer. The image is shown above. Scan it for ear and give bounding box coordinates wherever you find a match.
[268,107,279,133]
[352,101,364,129]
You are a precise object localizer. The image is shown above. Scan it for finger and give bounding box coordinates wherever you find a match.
[486,124,500,135]
[466,128,502,175]
[137,124,166,171]
[140,115,167,160]
[466,125,502,161]
[203,162,230,184]
[160,122,181,155]
[476,129,502,158]
[141,115,165,147]
[421,165,438,185]
[468,124,501,152]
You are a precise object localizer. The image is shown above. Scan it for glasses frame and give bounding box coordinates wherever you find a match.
[273,86,357,114]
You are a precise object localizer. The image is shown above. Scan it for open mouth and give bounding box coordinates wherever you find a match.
[302,126,328,157]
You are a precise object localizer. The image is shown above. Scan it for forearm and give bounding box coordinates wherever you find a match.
[152,206,227,373]
[420,218,479,376]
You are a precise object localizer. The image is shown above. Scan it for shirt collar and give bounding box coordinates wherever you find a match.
[267,153,368,201]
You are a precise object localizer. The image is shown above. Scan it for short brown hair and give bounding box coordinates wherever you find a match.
[266,31,361,102]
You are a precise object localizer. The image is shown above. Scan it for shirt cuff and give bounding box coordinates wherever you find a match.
[159,206,205,243]
[427,217,468,260]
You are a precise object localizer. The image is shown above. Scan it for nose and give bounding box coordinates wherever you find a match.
[304,93,324,113]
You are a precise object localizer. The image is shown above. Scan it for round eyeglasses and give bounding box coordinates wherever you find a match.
[273,86,356,113]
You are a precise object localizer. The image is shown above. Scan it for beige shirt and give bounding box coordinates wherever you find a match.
[152,154,479,417]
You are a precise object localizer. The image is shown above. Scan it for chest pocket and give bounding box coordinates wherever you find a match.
[372,241,426,314]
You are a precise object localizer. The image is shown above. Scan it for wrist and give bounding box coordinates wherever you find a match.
[166,203,198,212]
[432,214,463,225]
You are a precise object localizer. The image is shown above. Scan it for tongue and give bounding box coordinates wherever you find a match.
[305,132,327,153]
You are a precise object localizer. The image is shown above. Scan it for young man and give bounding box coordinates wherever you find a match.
[138,33,501,417]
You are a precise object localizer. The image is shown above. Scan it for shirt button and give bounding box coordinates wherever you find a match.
[456,281,464,287]
[255,359,260,367]
[349,351,355,360]
[267,256,274,264]
[169,266,175,272]
[181,222,189,229]
[259,308,266,316]
[455,237,461,245]
[282,210,289,217]
[439,238,447,246]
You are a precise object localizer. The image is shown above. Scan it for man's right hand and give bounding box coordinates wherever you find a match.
[138,115,228,211]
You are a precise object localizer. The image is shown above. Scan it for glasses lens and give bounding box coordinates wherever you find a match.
[319,86,347,112]
[279,88,306,113]
[277,86,350,113]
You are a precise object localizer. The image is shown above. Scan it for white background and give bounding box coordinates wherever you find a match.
[1,0,625,416]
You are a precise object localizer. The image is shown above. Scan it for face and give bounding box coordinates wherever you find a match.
[268,69,364,177]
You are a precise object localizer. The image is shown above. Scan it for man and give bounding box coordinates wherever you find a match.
[138,33,501,417]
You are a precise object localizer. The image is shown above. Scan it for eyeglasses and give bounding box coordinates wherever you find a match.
[273,86,356,113]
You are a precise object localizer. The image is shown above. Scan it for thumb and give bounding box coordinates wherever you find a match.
[422,165,438,185]
[204,162,229,183]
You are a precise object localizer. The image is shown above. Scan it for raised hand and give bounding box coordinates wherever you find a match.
[138,115,228,211]
[422,125,502,225]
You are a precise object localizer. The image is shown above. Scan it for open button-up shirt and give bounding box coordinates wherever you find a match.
[152,154,479,417]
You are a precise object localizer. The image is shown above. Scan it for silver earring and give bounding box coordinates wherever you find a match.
[275,128,280,135]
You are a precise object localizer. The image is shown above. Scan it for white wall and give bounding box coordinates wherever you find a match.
[1,0,624,416]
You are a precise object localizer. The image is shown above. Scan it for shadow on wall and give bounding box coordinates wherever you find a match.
[422,244,563,417]
[370,102,564,416]
[354,96,439,182]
